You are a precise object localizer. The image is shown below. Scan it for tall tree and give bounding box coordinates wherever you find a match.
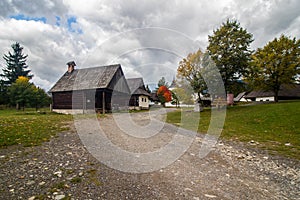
[8,76,35,110]
[207,19,253,93]
[31,86,51,111]
[172,86,194,104]
[246,35,300,102]
[177,49,207,106]
[1,42,33,85]
[0,80,9,105]
[157,85,172,106]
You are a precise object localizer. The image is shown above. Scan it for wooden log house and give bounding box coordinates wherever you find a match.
[49,62,130,114]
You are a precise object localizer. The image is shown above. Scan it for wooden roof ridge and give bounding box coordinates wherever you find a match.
[245,84,300,98]
[49,64,122,92]
[126,77,150,96]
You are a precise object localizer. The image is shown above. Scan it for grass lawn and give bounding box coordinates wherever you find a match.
[0,108,72,147]
[166,101,300,160]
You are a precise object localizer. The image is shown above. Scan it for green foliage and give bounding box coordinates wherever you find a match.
[0,109,72,147]
[177,49,207,98]
[1,42,33,85]
[230,80,249,97]
[207,19,253,93]
[167,101,300,159]
[246,35,300,102]
[177,49,225,106]
[8,76,50,110]
[172,86,194,104]
[8,76,35,110]
[70,177,82,184]
[31,86,52,110]
[157,77,169,88]
[170,90,179,106]
[145,85,151,93]
[0,80,9,105]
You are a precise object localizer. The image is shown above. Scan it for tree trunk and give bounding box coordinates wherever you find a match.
[274,90,279,102]
[197,92,204,112]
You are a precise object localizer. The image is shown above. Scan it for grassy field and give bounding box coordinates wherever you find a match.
[0,109,72,147]
[167,101,300,160]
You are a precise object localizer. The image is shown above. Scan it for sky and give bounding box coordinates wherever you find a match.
[0,0,299,91]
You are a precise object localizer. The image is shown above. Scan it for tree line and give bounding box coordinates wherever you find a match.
[177,19,300,103]
[0,42,50,110]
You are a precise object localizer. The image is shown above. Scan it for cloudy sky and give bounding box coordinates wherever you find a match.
[0,0,299,91]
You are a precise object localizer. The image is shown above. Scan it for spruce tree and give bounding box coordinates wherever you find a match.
[1,42,33,85]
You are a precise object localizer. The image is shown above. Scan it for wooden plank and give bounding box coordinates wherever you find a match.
[102,91,105,114]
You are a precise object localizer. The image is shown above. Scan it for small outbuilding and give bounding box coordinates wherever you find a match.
[49,62,130,114]
[234,92,248,102]
[126,78,150,110]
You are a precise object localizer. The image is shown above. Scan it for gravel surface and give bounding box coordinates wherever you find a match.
[0,110,299,200]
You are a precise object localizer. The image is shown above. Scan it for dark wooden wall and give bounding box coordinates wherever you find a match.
[52,90,114,111]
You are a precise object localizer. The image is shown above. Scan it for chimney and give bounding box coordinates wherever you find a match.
[67,61,76,73]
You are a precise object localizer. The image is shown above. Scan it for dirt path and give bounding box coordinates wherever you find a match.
[0,110,299,199]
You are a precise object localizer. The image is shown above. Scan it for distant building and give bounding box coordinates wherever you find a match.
[149,92,160,105]
[234,92,248,102]
[245,84,300,102]
[127,78,150,110]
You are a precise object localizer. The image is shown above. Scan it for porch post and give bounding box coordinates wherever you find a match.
[82,91,86,114]
[102,91,105,114]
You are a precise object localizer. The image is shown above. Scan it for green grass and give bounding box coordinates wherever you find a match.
[0,108,72,147]
[166,101,300,160]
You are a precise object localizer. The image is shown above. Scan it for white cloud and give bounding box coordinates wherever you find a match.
[0,0,299,91]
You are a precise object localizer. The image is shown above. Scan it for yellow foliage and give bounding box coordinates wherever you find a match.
[16,76,29,83]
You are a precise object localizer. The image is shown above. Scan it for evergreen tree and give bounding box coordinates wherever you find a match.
[207,19,253,93]
[0,80,9,105]
[1,42,33,85]
[157,77,169,88]
[145,85,151,93]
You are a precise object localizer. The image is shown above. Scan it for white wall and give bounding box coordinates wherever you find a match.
[139,95,149,109]
[256,96,275,102]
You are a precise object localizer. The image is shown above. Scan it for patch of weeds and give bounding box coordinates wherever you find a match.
[35,194,47,200]
[86,168,101,186]
[86,169,97,174]
[70,177,82,184]
[49,181,66,193]
[87,161,96,166]
[65,169,75,175]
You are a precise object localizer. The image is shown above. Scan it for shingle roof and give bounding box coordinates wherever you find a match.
[234,92,247,101]
[49,64,121,92]
[126,78,150,96]
[150,92,159,101]
[245,84,300,98]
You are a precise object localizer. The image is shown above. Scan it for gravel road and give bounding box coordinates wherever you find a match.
[0,109,299,200]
